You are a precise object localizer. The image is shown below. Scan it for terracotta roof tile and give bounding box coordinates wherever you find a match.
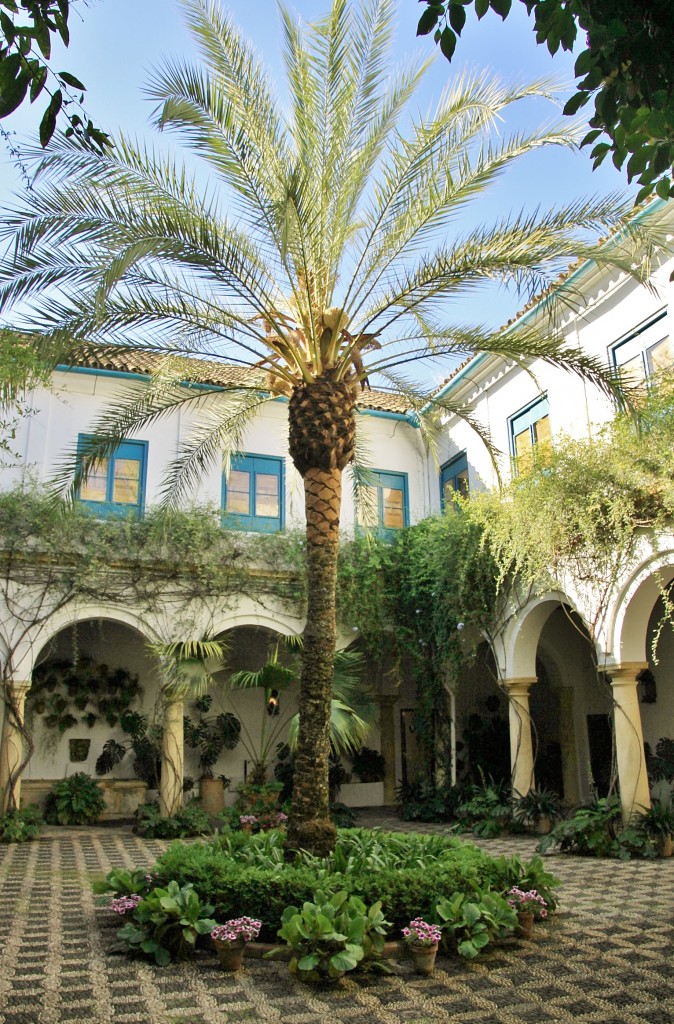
[60,346,412,416]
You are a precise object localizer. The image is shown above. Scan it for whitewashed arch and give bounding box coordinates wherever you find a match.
[13,602,159,681]
[608,547,674,665]
[500,591,585,679]
[211,605,306,641]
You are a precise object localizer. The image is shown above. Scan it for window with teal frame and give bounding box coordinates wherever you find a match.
[440,451,469,509]
[222,453,284,533]
[611,310,671,384]
[509,396,550,473]
[77,435,148,518]
[357,469,409,540]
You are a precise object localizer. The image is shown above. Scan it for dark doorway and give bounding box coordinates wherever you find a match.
[587,714,614,797]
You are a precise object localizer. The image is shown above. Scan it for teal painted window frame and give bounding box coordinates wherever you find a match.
[76,434,148,519]
[440,451,469,509]
[222,453,285,533]
[509,395,550,458]
[610,310,670,382]
[357,469,409,541]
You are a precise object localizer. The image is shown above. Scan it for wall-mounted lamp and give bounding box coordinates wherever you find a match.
[267,689,280,716]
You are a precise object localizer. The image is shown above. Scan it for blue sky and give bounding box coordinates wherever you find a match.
[0,0,636,379]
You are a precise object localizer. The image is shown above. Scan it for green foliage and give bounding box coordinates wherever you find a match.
[338,513,499,776]
[0,803,43,843]
[44,772,106,825]
[637,799,674,840]
[350,747,386,783]
[647,737,674,783]
[470,378,674,644]
[455,778,513,836]
[417,0,674,201]
[329,802,356,828]
[184,694,241,776]
[0,0,110,151]
[397,779,465,823]
[148,828,534,939]
[133,801,213,839]
[512,786,564,827]
[436,890,518,959]
[536,797,656,859]
[31,657,142,733]
[488,854,561,911]
[93,867,154,898]
[116,881,216,966]
[269,890,390,982]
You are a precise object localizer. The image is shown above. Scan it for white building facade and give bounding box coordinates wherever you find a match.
[1,203,673,821]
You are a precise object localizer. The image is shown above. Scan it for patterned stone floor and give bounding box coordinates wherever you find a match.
[1,811,673,1024]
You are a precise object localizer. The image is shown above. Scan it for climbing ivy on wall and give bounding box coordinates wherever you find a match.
[469,375,674,649]
[337,513,502,777]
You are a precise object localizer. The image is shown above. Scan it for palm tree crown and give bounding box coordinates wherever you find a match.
[0,0,656,853]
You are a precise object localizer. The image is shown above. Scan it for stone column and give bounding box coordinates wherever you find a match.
[0,681,31,813]
[503,677,537,798]
[378,694,398,806]
[610,663,651,821]
[159,697,184,818]
[557,687,581,805]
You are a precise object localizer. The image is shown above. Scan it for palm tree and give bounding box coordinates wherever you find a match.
[0,0,656,853]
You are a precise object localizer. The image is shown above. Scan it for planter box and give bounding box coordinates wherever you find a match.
[21,778,148,820]
[339,782,385,807]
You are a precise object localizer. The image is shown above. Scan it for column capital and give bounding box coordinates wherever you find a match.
[3,680,31,699]
[607,663,649,686]
[502,676,537,697]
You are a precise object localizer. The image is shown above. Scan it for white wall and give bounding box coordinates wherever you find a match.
[2,370,428,533]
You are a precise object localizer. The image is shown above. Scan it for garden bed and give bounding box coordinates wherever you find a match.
[96,826,560,977]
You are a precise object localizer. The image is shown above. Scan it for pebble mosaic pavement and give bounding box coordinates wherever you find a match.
[1,809,673,1024]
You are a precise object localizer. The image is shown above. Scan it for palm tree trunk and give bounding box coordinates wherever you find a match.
[287,466,341,855]
[287,375,356,855]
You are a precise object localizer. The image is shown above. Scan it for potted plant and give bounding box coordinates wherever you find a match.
[211,916,262,971]
[639,799,674,856]
[401,918,442,975]
[183,695,241,814]
[506,887,548,939]
[513,786,563,834]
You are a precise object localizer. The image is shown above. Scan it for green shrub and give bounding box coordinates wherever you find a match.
[536,797,652,858]
[0,804,43,843]
[149,828,532,940]
[269,890,390,982]
[44,773,106,825]
[436,891,517,959]
[486,854,561,911]
[133,801,213,839]
[93,867,154,897]
[117,881,216,966]
[350,747,386,783]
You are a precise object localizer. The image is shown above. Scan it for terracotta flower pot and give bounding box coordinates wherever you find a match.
[213,936,246,972]
[656,834,673,857]
[516,910,535,940]
[409,942,438,975]
[199,777,225,815]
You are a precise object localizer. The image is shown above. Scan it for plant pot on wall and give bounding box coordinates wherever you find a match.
[199,776,225,815]
[69,738,91,763]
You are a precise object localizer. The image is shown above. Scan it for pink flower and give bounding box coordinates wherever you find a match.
[402,917,442,946]
[110,894,143,915]
[212,917,262,944]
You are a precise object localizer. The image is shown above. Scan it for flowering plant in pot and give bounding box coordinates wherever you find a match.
[402,918,442,975]
[211,916,262,971]
[507,886,547,939]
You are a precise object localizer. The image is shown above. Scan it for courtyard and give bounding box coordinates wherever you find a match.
[1,814,673,1024]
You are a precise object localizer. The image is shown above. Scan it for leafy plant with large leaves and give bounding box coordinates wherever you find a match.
[0,0,656,854]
